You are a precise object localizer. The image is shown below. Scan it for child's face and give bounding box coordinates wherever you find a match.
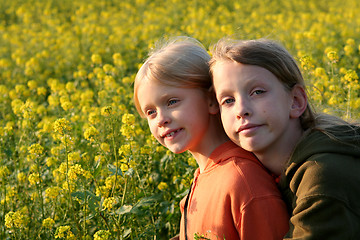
[137,79,213,154]
[212,61,295,156]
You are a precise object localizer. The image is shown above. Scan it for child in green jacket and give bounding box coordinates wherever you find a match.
[210,38,360,239]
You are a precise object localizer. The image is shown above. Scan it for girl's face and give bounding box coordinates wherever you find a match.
[212,61,298,157]
[137,79,214,154]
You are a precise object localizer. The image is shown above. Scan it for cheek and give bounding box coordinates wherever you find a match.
[220,113,232,129]
[147,121,158,135]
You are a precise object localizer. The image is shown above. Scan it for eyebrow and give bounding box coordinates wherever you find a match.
[141,92,175,112]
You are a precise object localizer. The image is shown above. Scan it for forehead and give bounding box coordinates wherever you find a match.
[137,78,206,105]
[213,61,277,83]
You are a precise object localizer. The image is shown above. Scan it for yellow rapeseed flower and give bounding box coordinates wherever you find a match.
[68,152,81,163]
[100,143,110,152]
[84,126,99,142]
[46,156,57,167]
[28,143,44,156]
[5,211,28,229]
[45,186,62,201]
[91,54,102,65]
[42,218,55,229]
[37,87,47,96]
[157,182,168,191]
[0,166,10,182]
[27,80,37,90]
[55,225,75,239]
[17,172,26,183]
[28,173,41,185]
[103,197,117,210]
[101,106,112,117]
[94,230,111,240]
[53,118,71,135]
[118,144,131,156]
[327,51,339,63]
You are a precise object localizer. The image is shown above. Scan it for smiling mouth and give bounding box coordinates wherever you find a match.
[163,128,183,138]
[237,124,261,133]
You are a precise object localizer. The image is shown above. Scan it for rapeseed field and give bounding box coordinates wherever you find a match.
[0,0,359,239]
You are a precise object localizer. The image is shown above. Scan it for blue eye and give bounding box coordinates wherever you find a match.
[168,99,179,106]
[252,89,265,96]
[146,109,156,116]
[222,98,235,105]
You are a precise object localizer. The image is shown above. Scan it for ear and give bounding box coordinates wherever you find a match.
[207,93,220,115]
[290,85,307,119]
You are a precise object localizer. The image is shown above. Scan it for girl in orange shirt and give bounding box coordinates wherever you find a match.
[134,37,289,240]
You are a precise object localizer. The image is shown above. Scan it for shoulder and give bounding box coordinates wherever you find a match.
[286,152,360,203]
[219,156,282,199]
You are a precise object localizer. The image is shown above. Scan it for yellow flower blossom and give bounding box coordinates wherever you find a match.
[5,211,28,229]
[101,106,112,117]
[46,156,57,167]
[42,218,55,229]
[118,144,131,156]
[53,118,71,135]
[61,101,74,111]
[37,87,47,96]
[45,186,62,201]
[91,54,102,65]
[0,166,10,182]
[84,126,99,142]
[28,173,41,185]
[68,152,81,163]
[120,163,129,172]
[65,82,76,92]
[94,230,111,240]
[100,143,110,152]
[157,182,168,191]
[55,225,75,239]
[27,80,38,90]
[28,143,44,156]
[17,172,26,183]
[327,51,339,63]
[103,197,117,210]
[88,112,100,124]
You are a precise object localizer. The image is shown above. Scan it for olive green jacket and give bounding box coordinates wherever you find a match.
[279,125,360,239]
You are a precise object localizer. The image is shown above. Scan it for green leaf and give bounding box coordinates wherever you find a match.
[130,194,163,215]
[123,228,131,238]
[93,160,102,177]
[72,190,100,212]
[115,204,133,215]
[108,164,123,176]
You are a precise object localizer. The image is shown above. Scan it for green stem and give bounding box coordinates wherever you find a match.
[83,182,87,240]
[36,157,44,219]
[109,117,119,197]
[1,181,6,239]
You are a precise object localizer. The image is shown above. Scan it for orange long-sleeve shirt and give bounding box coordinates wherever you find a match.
[179,141,289,240]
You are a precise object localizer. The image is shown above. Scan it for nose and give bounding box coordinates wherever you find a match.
[236,98,251,119]
[157,110,171,127]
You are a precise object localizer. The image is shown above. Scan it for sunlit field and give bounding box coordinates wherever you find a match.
[0,0,360,239]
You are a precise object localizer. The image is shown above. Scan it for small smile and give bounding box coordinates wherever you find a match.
[237,124,262,134]
[161,128,184,138]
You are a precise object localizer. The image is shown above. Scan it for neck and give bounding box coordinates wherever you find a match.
[189,116,229,173]
[257,124,304,176]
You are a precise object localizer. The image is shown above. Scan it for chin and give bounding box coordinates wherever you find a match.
[167,147,187,154]
[230,137,241,147]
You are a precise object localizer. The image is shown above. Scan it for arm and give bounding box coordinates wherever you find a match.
[240,197,289,240]
[286,196,357,240]
[285,156,360,239]
[170,234,179,240]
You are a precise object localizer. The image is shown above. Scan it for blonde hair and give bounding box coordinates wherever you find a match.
[134,37,212,117]
[209,38,358,137]
[210,38,316,130]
